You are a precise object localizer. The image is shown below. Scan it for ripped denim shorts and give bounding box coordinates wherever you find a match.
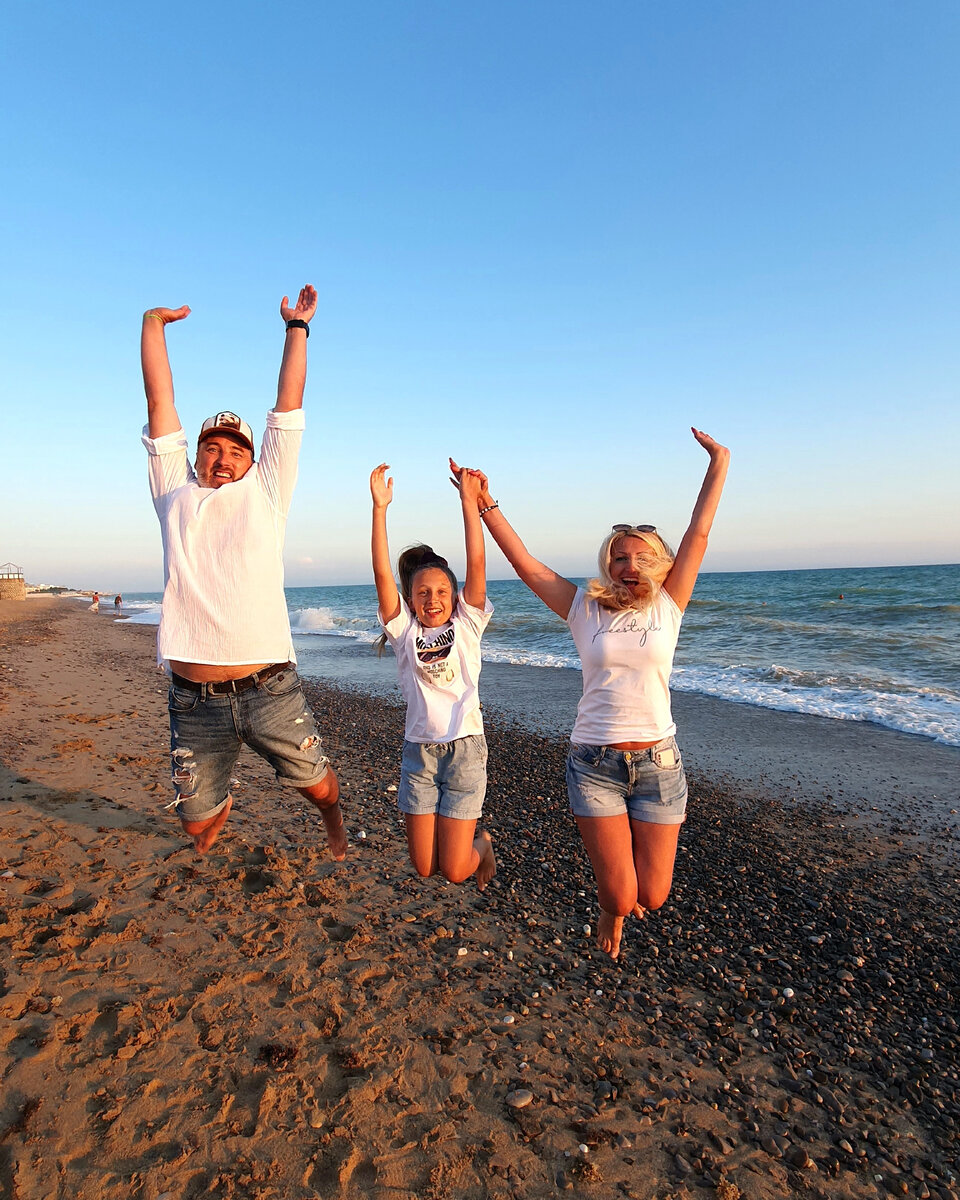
[167,666,328,822]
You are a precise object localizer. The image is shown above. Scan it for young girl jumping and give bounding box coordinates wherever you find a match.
[370,461,497,890]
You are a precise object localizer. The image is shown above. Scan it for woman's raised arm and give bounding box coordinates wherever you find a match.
[451,459,576,621]
[662,428,730,611]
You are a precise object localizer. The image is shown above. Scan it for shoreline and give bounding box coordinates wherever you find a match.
[292,632,960,853]
[81,564,960,756]
[1,598,958,1199]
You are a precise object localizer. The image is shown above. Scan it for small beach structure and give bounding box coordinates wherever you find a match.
[0,563,26,602]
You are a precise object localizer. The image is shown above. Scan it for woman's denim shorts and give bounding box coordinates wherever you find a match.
[398,734,487,820]
[566,736,688,825]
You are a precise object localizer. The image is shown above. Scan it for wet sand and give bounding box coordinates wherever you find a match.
[1,598,958,1199]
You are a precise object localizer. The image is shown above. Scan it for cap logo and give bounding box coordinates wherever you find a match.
[198,411,254,452]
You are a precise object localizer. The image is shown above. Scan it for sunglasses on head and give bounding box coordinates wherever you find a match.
[612,524,657,534]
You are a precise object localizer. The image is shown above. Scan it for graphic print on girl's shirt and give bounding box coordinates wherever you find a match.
[381,597,492,743]
[416,624,458,687]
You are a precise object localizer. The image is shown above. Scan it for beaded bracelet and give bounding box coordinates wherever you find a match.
[479,502,499,517]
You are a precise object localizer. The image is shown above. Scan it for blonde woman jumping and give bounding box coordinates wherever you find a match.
[457,430,729,958]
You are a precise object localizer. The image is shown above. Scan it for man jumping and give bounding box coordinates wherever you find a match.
[141,285,346,859]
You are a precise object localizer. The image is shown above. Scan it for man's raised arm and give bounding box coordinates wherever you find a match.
[274,285,317,412]
[142,306,190,437]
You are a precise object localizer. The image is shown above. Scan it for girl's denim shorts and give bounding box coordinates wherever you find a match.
[398,734,487,820]
[566,735,688,825]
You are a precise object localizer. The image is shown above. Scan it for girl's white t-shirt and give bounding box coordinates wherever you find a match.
[382,596,493,743]
[566,586,682,744]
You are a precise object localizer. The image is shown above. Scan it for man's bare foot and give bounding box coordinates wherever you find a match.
[321,802,348,861]
[474,829,496,891]
[183,795,233,855]
[597,908,624,959]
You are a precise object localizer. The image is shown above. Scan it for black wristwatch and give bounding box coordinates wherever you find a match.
[285,319,310,337]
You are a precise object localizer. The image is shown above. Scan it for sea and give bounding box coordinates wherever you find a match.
[113,563,960,748]
[105,564,960,748]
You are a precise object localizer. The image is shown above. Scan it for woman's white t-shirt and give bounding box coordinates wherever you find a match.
[566,587,682,744]
[382,597,493,743]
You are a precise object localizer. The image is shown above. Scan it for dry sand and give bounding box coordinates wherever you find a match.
[1,598,958,1200]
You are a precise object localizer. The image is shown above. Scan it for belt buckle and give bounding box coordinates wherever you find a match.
[208,664,288,695]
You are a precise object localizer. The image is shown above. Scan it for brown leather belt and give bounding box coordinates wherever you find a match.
[170,661,292,695]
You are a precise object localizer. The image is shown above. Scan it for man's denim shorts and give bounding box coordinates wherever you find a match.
[398,734,487,820]
[167,666,328,823]
[566,736,688,825]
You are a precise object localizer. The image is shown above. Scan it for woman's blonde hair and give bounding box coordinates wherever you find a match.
[584,528,675,612]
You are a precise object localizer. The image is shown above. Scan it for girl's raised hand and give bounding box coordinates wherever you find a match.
[691,427,730,463]
[370,463,394,508]
[449,458,490,506]
[459,469,483,504]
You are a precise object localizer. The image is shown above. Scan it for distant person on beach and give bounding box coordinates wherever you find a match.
[89,592,100,613]
[369,461,497,890]
[140,287,346,859]
[114,594,122,611]
[461,428,729,958]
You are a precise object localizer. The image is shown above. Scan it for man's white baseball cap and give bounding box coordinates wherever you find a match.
[197,411,254,454]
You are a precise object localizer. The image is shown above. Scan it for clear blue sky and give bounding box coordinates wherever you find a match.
[2,1,958,590]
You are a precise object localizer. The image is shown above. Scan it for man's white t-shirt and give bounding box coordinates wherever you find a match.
[566,586,682,744]
[382,597,493,743]
[142,409,303,671]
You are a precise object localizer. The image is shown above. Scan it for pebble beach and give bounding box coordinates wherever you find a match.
[1,597,959,1199]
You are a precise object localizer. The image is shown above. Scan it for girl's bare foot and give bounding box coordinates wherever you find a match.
[474,829,496,891]
[184,795,233,855]
[597,908,624,959]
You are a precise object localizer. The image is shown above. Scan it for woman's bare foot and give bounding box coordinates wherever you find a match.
[632,902,647,920]
[321,802,348,861]
[183,795,233,855]
[597,908,625,959]
[474,830,496,891]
